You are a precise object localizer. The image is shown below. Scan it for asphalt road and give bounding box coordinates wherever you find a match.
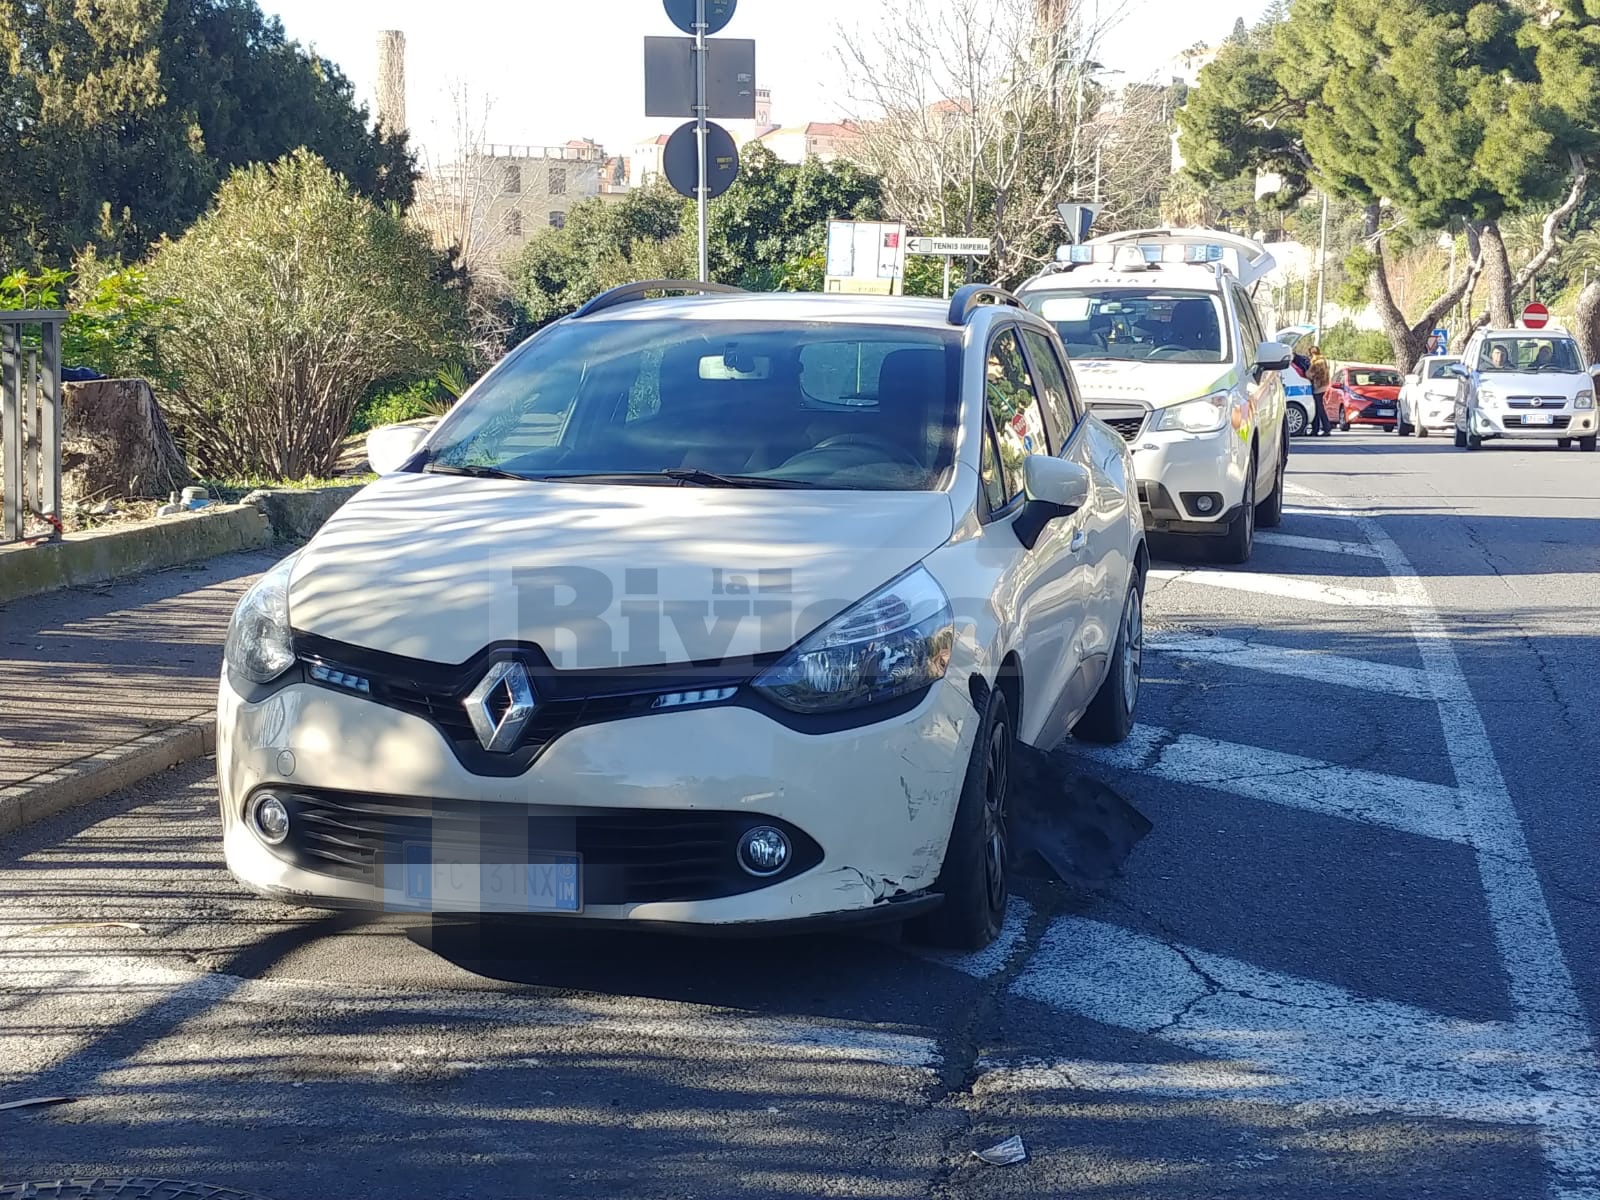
[2,429,1597,1200]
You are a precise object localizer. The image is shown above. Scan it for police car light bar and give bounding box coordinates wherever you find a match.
[1054,241,1230,269]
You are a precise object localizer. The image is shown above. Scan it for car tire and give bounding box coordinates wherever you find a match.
[1339,408,1351,431]
[1214,457,1256,565]
[1581,436,1598,452]
[1455,427,1469,448]
[1557,438,1572,449]
[1073,579,1144,745]
[1398,419,1413,436]
[1255,433,1286,528]
[1285,402,1309,438]
[910,687,1011,951]
[1467,432,1483,450]
[1418,425,1430,438]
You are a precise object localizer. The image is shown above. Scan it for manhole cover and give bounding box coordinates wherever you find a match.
[0,1183,273,1200]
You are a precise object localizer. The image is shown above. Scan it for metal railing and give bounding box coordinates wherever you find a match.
[1,310,66,544]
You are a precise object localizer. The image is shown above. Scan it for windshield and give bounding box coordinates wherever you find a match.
[417,319,961,490]
[1477,337,1583,374]
[1348,368,1402,388]
[1024,288,1229,364]
[1426,359,1460,380]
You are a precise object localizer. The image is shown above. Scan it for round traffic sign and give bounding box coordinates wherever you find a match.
[664,120,740,200]
[1522,302,1551,329]
[663,0,736,35]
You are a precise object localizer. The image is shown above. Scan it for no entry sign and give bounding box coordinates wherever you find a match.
[1521,302,1551,330]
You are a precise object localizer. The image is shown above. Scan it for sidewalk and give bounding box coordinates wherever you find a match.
[0,548,286,833]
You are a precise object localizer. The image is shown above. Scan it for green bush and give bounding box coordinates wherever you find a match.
[0,256,175,383]
[351,380,449,434]
[1321,319,1393,366]
[148,149,464,479]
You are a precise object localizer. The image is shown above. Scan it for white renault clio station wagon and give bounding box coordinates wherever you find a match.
[218,282,1148,949]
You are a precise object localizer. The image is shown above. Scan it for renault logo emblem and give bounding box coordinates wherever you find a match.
[464,660,537,753]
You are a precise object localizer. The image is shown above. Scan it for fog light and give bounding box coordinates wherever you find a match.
[250,793,290,845]
[1194,496,1216,514]
[737,826,791,877]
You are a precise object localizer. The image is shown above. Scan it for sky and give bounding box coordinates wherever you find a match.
[257,0,1272,163]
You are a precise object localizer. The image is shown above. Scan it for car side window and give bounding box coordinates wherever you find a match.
[985,328,1048,504]
[1021,329,1078,448]
[979,422,1008,514]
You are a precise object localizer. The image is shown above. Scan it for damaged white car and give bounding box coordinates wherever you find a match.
[217,281,1148,949]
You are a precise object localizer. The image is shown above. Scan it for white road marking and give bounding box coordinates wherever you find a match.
[1149,631,1434,698]
[1255,530,1385,559]
[1148,568,1406,610]
[1074,724,1470,844]
[976,918,1599,1135]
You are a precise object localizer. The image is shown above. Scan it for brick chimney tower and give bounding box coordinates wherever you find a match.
[376,30,407,136]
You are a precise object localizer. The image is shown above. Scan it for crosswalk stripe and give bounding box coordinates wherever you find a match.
[975,917,1600,1135]
[1073,725,1470,844]
[1255,530,1385,558]
[1148,567,1406,609]
[1149,632,1434,698]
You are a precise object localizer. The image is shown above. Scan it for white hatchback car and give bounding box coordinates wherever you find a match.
[218,282,1148,949]
[1397,354,1462,437]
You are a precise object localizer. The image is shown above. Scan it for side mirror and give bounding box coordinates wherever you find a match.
[1255,341,1293,373]
[1447,363,1471,380]
[1015,455,1090,550]
[1589,364,1600,379]
[367,423,430,475]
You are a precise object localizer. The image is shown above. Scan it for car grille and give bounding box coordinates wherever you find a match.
[1507,397,1569,409]
[1504,414,1573,429]
[267,789,823,903]
[294,632,763,778]
[1102,416,1145,442]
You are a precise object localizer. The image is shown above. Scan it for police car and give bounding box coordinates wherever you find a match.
[1018,229,1292,563]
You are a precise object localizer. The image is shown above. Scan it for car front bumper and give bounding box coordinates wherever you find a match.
[217,673,978,927]
[1127,426,1249,533]
[1415,400,1456,429]
[1468,409,1597,439]
[1346,403,1396,426]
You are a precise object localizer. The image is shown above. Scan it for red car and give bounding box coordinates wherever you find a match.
[1324,364,1403,429]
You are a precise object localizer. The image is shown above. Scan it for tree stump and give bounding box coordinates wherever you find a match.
[61,379,193,503]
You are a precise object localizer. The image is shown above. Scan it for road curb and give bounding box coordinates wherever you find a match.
[0,715,216,838]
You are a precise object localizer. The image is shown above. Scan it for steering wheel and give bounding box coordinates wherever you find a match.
[803,433,923,467]
[1147,344,1194,360]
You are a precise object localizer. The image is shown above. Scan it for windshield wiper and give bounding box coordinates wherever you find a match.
[422,462,530,481]
[660,468,815,489]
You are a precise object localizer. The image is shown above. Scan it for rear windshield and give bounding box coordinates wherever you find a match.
[1348,368,1402,388]
[1023,288,1229,364]
[417,319,962,490]
[1477,337,1583,373]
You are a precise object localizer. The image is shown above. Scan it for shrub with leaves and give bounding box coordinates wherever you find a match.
[148,150,462,478]
[0,256,175,383]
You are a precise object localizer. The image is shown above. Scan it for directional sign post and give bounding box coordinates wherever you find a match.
[907,236,993,299]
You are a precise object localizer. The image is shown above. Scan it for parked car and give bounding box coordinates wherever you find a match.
[1396,355,1462,437]
[1450,326,1599,451]
[1326,364,1403,430]
[1017,228,1293,564]
[1275,323,1318,438]
[218,281,1149,950]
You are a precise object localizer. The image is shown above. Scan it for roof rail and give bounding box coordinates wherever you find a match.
[948,284,1025,327]
[572,279,745,319]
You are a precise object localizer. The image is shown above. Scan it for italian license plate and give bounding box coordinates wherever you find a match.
[399,843,582,912]
[1374,407,1395,417]
[1523,412,1554,425]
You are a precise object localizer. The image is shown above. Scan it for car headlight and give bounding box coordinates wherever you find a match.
[752,565,954,714]
[225,555,297,684]
[1576,390,1594,410]
[1153,390,1230,434]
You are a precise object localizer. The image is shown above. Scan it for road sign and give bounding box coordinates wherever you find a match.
[907,236,992,257]
[644,36,756,119]
[1057,202,1102,245]
[664,0,736,35]
[1429,327,1449,355]
[664,120,739,200]
[825,220,906,296]
[1521,302,1551,330]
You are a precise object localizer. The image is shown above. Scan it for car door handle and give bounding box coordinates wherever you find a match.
[1069,528,1088,554]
